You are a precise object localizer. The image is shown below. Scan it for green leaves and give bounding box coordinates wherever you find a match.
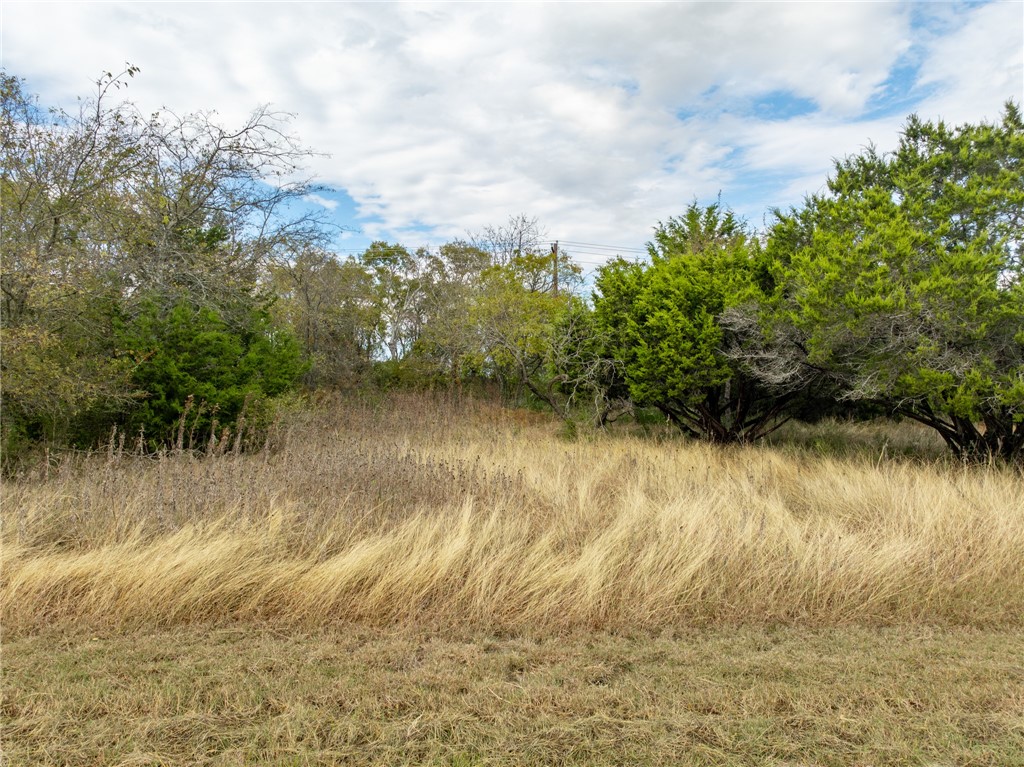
[768,103,1024,461]
[594,203,794,443]
[1,70,325,460]
[117,300,306,447]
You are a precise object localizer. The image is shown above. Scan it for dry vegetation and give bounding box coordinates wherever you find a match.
[3,392,1023,632]
[3,393,1024,765]
[4,624,1022,766]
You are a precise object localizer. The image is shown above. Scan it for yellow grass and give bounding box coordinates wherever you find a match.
[5,624,1023,766]
[3,392,1023,633]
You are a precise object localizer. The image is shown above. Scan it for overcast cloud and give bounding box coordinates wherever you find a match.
[2,1,1021,260]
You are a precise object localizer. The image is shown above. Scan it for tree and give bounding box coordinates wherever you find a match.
[269,249,378,387]
[117,300,306,448]
[455,247,583,408]
[413,240,492,391]
[120,97,331,327]
[1,67,327,456]
[544,298,630,428]
[359,241,424,361]
[593,203,794,443]
[1,69,144,451]
[468,253,564,401]
[752,104,1024,462]
[410,226,585,403]
[473,213,546,266]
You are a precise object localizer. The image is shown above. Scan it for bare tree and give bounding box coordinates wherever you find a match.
[472,213,547,266]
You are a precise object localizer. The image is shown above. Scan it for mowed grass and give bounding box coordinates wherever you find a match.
[2,393,1024,764]
[4,624,1023,766]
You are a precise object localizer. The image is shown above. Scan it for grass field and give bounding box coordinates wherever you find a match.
[3,393,1023,764]
[5,624,1023,766]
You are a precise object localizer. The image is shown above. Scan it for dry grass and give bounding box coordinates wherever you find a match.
[4,394,1024,765]
[4,624,1023,766]
[764,416,949,460]
[3,392,1022,633]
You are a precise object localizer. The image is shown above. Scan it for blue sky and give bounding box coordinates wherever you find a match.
[2,1,1022,266]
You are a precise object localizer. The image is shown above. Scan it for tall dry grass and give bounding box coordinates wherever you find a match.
[3,392,1022,633]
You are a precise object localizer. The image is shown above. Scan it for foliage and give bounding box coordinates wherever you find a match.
[1,68,322,459]
[6,66,1020,466]
[754,103,1024,462]
[1,71,141,451]
[468,254,565,397]
[117,300,306,447]
[269,249,377,387]
[465,250,593,418]
[594,203,793,443]
[360,241,424,361]
[412,240,492,389]
[546,298,630,427]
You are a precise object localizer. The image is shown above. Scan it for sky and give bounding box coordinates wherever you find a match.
[2,1,1022,268]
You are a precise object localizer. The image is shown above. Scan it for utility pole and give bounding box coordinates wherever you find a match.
[551,241,559,297]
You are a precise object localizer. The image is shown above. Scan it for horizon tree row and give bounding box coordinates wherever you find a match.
[586,103,1023,462]
[2,66,1020,464]
[0,66,579,463]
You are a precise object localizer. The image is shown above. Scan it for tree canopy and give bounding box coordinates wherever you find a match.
[594,202,795,443]
[748,103,1023,461]
[3,67,1021,465]
[1,68,318,458]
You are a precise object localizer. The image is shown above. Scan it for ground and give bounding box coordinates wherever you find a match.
[4,623,1022,766]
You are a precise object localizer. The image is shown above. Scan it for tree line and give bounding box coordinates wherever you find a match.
[2,68,1021,465]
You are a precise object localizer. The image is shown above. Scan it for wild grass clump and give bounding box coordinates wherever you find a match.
[3,392,1022,633]
[765,416,949,461]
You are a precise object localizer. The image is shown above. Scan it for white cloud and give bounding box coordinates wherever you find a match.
[916,1,1023,124]
[727,112,906,177]
[2,2,1019,254]
[303,194,339,211]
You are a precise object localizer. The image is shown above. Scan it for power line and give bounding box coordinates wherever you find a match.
[566,251,646,260]
[553,240,647,254]
[556,240,647,252]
